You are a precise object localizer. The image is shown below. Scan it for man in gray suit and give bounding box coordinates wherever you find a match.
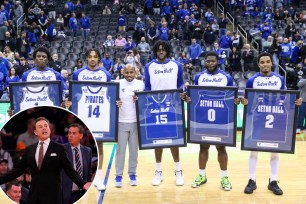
[62,123,92,204]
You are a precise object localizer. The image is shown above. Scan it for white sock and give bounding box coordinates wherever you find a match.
[96,169,102,181]
[199,169,206,176]
[270,153,279,182]
[156,163,162,171]
[175,162,182,171]
[221,170,228,178]
[249,152,258,181]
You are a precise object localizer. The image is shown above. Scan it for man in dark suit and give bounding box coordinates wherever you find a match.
[0,117,91,204]
[62,123,92,204]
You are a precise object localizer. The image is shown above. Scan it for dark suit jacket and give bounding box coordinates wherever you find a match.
[0,141,86,204]
[62,143,92,204]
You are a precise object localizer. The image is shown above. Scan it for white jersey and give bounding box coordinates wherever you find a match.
[77,86,110,137]
[20,86,54,110]
[118,79,144,123]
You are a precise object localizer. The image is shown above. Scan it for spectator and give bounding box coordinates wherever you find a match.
[274,9,285,29]
[169,28,179,40]
[73,58,83,72]
[213,42,227,71]
[189,38,203,66]
[117,12,126,32]
[32,22,42,44]
[102,5,111,15]
[137,37,150,67]
[49,53,62,73]
[61,69,69,89]
[231,31,244,51]
[211,19,219,36]
[279,37,292,66]
[168,14,177,30]
[38,10,48,31]
[218,13,228,37]
[80,12,91,39]
[17,118,37,147]
[0,137,13,170]
[90,0,98,12]
[285,21,297,38]
[218,31,232,57]
[16,30,30,59]
[134,17,146,42]
[3,46,15,66]
[57,25,66,39]
[229,46,242,72]
[103,35,115,48]
[0,22,8,50]
[65,0,75,12]
[242,44,255,71]
[291,40,303,64]
[268,38,281,70]
[15,57,29,78]
[4,31,14,52]
[124,50,139,68]
[101,53,114,73]
[177,51,193,73]
[0,159,8,190]
[113,58,125,75]
[203,25,216,51]
[161,1,172,21]
[0,51,9,80]
[159,22,169,41]
[262,35,273,52]
[124,36,136,53]
[182,15,193,41]
[62,4,72,27]
[13,1,23,22]
[5,181,22,204]
[152,0,160,15]
[74,0,84,19]
[114,34,127,48]
[261,20,272,41]
[45,20,56,42]
[147,23,159,46]
[68,12,78,37]
[56,14,64,27]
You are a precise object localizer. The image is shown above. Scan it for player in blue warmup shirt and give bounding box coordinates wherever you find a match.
[72,48,111,191]
[185,51,240,190]
[144,40,185,186]
[241,52,302,196]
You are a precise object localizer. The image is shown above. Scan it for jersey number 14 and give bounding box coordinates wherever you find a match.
[88,105,101,118]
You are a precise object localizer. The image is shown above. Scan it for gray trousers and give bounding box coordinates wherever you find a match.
[115,122,139,176]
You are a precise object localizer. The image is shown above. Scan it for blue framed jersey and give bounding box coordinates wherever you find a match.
[135,89,186,149]
[187,86,238,146]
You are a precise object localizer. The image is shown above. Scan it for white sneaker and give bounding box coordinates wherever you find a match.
[296,128,301,134]
[152,171,163,186]
[94,177,106,191]
[175,170,184,186]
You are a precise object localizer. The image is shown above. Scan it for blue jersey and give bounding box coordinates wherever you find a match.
[194,90,230,137]
[250,93,288,142]
[145,94,178,140]
[72,66,111,82]
[144,59,183,91]
[21,67,67,98]
[246,72,285,90]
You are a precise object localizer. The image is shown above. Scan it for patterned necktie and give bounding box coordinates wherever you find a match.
[74,147,83,178]
[38,142,44,170]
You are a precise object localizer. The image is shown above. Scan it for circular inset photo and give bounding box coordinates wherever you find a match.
[0,106,98,204]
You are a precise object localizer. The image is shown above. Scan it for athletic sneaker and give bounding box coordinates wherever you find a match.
[191,174,207,188]
[152,171,163,186]
[244,179,257,194]
[175,170,184,186]
[115,176,122,188]
[94,177,106,191]
[129,174,137,186]
[221,176,232,191]
[268,180,283,195]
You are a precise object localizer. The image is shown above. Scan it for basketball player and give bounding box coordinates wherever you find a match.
[72,48,111,191]
[241,52,302,195]
[185,51,240,190]
[115,64,144,187]
[144,40,185,186]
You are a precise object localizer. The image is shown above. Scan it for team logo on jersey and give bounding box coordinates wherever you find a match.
[202,77,224,83]
[31,75,53,80]
[256,80,279,87]
[154,67,173,74]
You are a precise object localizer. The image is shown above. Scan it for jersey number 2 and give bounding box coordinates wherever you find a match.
[265,114,274,128]
[88,105,101,118]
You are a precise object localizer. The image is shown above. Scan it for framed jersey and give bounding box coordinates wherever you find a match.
[187,86,238,146]
[9,81,62,113]
[69,81,119,142]
[135,89,186,149]
[241,89,300,153]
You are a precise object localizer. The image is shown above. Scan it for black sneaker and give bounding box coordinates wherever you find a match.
[244,179,257,194]
[268,180,283,195]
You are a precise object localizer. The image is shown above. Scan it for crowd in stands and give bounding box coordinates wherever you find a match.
[0,0,305,201]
